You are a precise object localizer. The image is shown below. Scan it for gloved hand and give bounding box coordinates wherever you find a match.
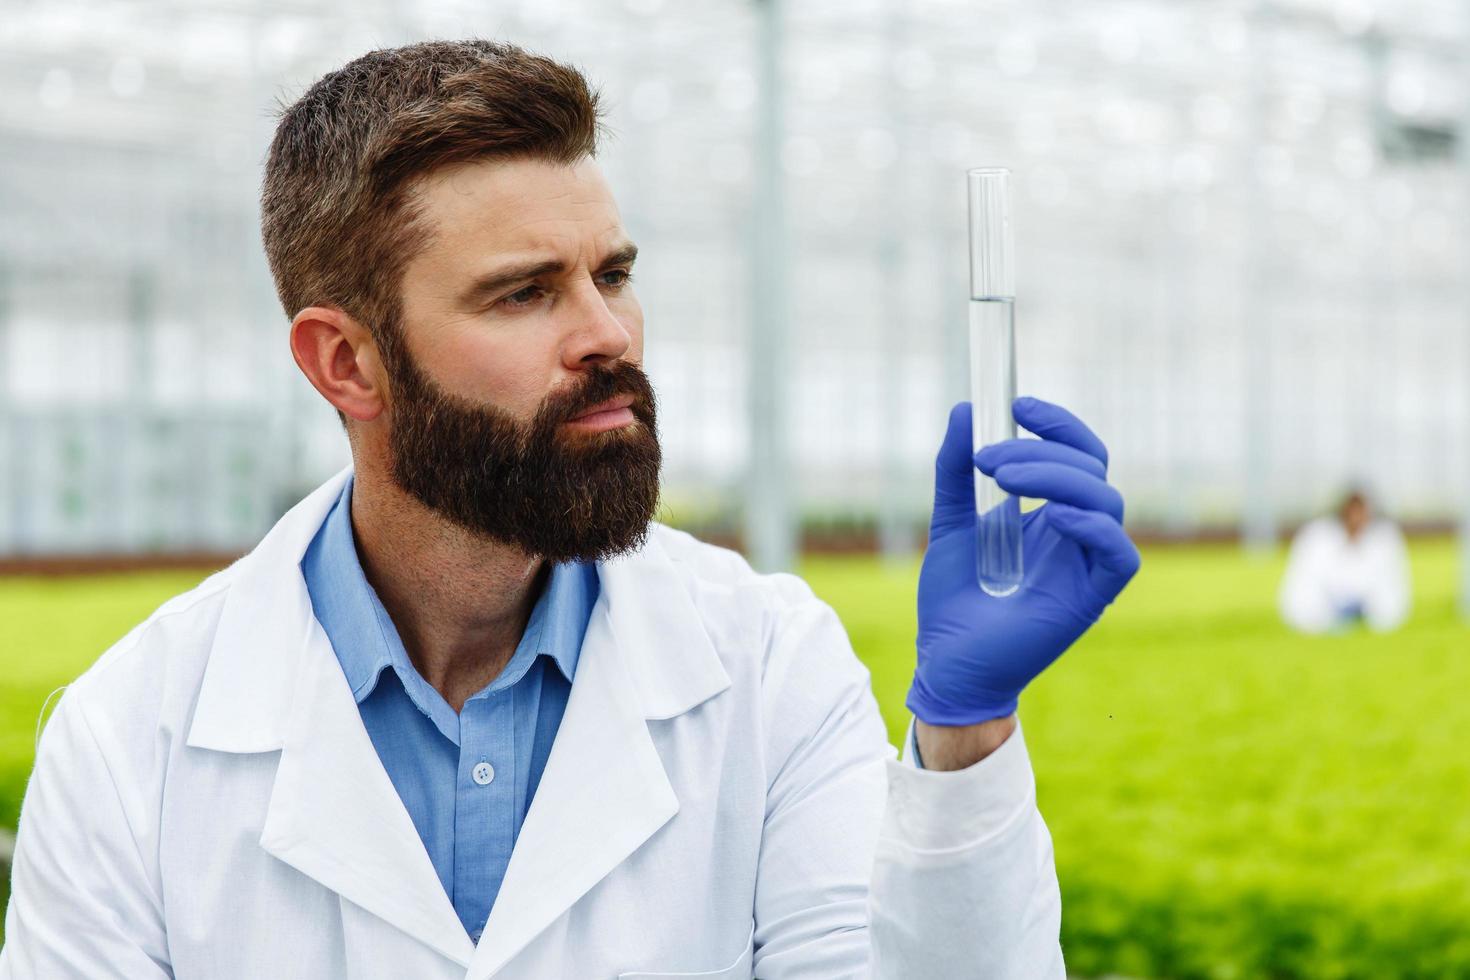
[906,397,1141,726]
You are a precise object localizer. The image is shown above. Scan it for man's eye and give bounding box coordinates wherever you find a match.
[502,284,543,307]
[601,269,634,288]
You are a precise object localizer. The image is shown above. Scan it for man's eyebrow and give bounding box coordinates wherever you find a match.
[600,241,639,269]
[459,241,639,308]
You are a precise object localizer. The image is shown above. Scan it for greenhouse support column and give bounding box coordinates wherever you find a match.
[1461,0,1470,618]
[0,260,12,554]
[124,265,156,553]
[876,0,914,563]
[1241,2,1276,553]
[747,0,796,572]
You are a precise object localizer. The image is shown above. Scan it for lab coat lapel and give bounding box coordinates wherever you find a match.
[259,616,475,969]
[468,531,732,979]
[186,466,474,970]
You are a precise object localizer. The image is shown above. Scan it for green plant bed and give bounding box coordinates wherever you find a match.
[0,570,227,829]
[802,537,1470,979]
[0,540,1465,976]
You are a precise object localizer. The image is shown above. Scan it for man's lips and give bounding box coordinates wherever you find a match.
[565,394,637,430]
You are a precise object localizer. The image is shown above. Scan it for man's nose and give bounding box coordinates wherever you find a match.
[562,281,632,366]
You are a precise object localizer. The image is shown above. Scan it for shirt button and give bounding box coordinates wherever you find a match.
[472,761,495,786]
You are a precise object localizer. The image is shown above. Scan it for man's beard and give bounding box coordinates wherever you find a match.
[383,345,662,564]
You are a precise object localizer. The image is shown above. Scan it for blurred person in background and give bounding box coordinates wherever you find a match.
[0,40,1139,979]
[1278,486,1411,634]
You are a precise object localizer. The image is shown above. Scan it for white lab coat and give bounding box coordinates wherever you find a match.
[1278,517,1411,634]
[1,468,1063,979]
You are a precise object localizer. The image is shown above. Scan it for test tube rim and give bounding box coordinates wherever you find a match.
[967,167,1014,300]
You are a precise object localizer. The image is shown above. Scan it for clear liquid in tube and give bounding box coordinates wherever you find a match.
[969,297,1022,597]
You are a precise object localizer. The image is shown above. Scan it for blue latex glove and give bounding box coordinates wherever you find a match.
[906,397,1142,726]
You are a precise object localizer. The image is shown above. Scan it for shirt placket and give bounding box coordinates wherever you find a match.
[454,691,516,944]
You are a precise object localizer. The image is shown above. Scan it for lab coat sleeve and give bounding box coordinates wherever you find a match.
[750,589,893,978]
[1279,522,1337,634]
[869,718,1064,979]
[0,690,172,979]
[750,580,1063,979]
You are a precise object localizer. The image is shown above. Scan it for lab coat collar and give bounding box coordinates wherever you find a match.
[185,466,733,974]
[185,465,352,755]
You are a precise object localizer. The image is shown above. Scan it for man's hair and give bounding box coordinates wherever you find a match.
[260,39,606,360]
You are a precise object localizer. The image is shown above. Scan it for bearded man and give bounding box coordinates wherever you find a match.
[0,40,1139,980]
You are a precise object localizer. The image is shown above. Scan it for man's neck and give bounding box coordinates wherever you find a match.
[349,469,547,712]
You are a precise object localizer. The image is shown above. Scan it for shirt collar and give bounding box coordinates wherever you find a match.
[534,558,594,684]
[301,475,596,716]
[301,478,396,705]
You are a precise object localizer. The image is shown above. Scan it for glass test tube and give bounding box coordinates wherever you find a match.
[967,168,1023,597]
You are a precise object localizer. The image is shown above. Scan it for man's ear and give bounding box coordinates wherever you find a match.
[289,306,386,422]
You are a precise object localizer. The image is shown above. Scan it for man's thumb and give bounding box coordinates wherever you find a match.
[931,401,977,537]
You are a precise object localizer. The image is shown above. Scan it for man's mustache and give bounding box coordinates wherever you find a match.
[536,363,655,429]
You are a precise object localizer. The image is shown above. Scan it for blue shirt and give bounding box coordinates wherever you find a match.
[300,476,598,943]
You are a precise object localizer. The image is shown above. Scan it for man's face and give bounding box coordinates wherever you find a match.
[397,155,646,420]
[1342,497,1369,540]
[378,155,661,562]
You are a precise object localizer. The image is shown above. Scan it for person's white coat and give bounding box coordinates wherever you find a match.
[1278,517,1411,634]
[1,469,1063,979]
